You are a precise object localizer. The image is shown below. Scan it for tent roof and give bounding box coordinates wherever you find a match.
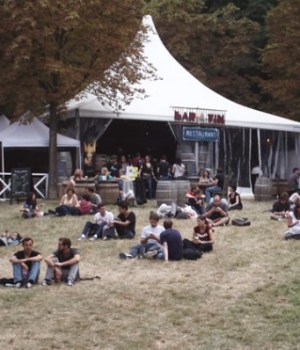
[0,115,10,131]
[0,117,80,148]
[67,15,300,133]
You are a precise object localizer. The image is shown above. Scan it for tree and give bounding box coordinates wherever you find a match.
[147,0,261,107]
[0,0,152,198]
[262,0,300,121]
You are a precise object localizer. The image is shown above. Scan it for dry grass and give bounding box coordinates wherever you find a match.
[0,198,300,350]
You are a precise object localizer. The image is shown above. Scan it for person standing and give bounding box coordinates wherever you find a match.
[172,157,186,180]
[42,237,80,287]
[7,237,42,288]
[288,167,300,195]
[251,164,263,194]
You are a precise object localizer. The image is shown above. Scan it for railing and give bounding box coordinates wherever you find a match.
[0,172,49,199]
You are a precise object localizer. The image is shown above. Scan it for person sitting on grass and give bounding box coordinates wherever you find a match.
[0,230,22,246]
[7,237,42,288]
[78,203,114,241]
[86,187,102,208]
[284,203,300,240]
[55,194,93,216]
[119,211,164,259]
[183,215,215,253]
[270,192,290,220]
[113,201,136,239]
[147,219,183,261]
[205,194,230,227]
[20,191,44,218]
[227,185,243,211]
[186,188,205,215]
[42,237,80,287]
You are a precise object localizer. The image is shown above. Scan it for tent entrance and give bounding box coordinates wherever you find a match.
[96,120,178,161]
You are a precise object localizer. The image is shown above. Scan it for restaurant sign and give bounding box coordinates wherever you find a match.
[183,127,219,142]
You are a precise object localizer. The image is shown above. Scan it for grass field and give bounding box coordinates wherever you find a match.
[0,198,300,350]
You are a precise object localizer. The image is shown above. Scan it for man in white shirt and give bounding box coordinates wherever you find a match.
[119,212,164,259]
[78,203,114,241]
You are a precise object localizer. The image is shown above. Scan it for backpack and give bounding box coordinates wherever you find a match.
[182,248,202,260]
[231,218,251,226]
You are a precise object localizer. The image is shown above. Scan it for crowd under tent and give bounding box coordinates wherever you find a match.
[66,15,300,188]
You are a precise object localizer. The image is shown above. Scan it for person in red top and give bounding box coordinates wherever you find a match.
[183,215,215,253]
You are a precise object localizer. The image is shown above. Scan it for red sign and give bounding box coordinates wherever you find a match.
[172,107,226,126]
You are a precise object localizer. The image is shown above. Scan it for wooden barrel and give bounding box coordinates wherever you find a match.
[176,180,191,207]
[96,181,120,205]
[156,180,177,206]
[255,177,274,201]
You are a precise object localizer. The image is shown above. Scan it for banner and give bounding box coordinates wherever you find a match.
[183,127,219,142]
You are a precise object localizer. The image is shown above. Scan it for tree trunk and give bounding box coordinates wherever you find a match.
[48,103,58,199]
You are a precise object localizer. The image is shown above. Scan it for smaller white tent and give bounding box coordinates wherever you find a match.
[0,115,10,131]
[0,117,80,173]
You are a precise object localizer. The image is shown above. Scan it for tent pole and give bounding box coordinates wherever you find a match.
[257,129,262,173]
[75,108,81,169]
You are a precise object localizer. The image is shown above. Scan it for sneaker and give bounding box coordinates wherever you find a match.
[5,283,16,288]
[77,235,86,241]
[145,250,158,259]
[26,282,32,289]
[42,279,51,286]
[89,235,97,241]
[15,282,22,288]
[102,236,108,241]
[119,252,134,260]
[67,280,73,287]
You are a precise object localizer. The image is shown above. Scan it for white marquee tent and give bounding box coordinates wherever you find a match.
[67,15,300,133]
[0,117,80,173]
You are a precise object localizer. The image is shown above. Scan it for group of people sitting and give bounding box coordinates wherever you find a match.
[270,191,300,240]
[4,237,80,288]
[20,187,102,218]
[119,211,214,261]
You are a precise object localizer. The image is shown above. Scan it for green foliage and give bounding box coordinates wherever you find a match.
[262,0,300,121]
[0,0,148,117]
[147,0,262,107]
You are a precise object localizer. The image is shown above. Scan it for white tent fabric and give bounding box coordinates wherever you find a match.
[0,117,80,147]
[0,115,10,131]
[0,117,80,174]
[67,15,300,133]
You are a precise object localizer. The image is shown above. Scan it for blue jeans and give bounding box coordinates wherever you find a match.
[13,262,40,284]
[44,257,79,283]
[205,186,222,202]
[116,227,134,239]
[129,242,160,257]
[142,176,153,199]
[81,221,107,238]
[56,205,79,216]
